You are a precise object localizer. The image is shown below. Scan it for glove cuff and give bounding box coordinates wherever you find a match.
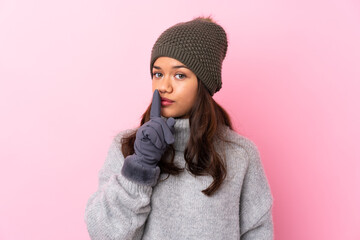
[121,154,160,187]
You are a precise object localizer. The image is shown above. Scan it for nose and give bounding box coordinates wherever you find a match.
[157,74,173,94]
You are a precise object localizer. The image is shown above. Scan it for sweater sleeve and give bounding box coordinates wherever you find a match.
[84,132,154,240]
[239,139,274,240]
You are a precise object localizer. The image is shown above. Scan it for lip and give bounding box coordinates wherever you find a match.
[161,97,174,103]
[161,97,174,107]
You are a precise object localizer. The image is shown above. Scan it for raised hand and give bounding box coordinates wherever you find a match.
[133,89,175,168]
[150,89,175,144]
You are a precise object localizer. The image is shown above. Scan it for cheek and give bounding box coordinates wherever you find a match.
[187,79,198,100]
[152,81,157,92]
[187,89,197,107]
[177,82,197,106]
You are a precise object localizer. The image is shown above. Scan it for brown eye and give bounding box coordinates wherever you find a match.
[152,72,162,78]
[175,74,186,80]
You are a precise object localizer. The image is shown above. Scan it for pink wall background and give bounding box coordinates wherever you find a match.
[1,0,359,239]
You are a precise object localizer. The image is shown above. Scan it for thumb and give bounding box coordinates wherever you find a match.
[166,117,175,132]
[164,117,175,145]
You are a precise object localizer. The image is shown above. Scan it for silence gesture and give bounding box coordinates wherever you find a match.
[121,89,175,186]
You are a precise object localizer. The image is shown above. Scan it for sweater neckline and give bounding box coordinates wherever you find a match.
[160,116,230,152]
[173,117,190,152]
[161,116,190,152]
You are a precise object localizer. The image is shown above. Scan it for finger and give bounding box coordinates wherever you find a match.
[150,89,161,119]
[163,127,175,145]
[134,134,161,160]
[166,117,175,131]
[142,122,164,149]
[152,118,175,145]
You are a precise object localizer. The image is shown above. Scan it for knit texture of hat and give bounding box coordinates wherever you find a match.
[150,18,228,96]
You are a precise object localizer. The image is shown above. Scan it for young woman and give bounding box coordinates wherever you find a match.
[85,16,274,239]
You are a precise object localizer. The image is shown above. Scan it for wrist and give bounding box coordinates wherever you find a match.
[121,154,161,187]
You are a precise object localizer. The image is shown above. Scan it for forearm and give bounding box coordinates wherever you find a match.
[238,137,274,240]
[85,172,153,240]
[240,206,274,240]
[84,136,154,240]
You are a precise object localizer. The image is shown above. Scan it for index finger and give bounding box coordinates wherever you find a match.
[150,89,161,119]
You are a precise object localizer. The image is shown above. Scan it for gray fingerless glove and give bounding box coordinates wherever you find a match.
[121,89,175,186]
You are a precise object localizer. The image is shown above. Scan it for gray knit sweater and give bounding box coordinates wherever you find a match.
[84,118,274,239]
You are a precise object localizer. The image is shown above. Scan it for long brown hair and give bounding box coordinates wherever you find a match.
[121,78,237,196]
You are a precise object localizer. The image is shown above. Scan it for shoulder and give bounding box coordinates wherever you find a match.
[221,126,274,204]
[99,128,138,173]
[217,125,270,184]
[113,128,138,145]
[105,128,138,157]
[219,125,261,163]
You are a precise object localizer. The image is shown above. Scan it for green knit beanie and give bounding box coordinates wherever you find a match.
[150,17,228,96]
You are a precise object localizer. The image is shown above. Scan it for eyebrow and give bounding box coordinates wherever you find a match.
[153,65,189,70]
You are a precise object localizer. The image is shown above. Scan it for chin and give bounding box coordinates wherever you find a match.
[161,110,183,119]
[163,114,178,119]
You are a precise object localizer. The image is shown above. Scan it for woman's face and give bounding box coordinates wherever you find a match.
[152,57,198,119]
